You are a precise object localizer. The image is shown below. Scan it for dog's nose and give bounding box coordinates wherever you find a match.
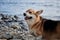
[23,13,26,16]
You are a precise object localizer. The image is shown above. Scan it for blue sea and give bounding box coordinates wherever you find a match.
[0,0,60,20]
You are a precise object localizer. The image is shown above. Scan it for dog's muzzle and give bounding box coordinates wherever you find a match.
[23,13,32,20]
[25,16,32,20]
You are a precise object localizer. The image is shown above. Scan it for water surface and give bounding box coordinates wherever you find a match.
[0,0,60,20]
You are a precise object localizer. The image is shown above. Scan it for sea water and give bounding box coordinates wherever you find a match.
[0,0,60,20]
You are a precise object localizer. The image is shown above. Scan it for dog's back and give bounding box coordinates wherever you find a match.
[42,19,60,40]
[43,20,58,32]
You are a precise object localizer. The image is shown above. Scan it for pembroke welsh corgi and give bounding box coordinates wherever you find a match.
[23,9,60,40]
[23,9,43,36]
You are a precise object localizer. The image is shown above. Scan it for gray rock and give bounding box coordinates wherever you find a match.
[0,14,42,40]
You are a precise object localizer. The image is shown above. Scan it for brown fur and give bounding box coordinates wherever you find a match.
[24,9,60,40]
[31,17,43,36]
[24,9,43,36]
[42,19,60,40]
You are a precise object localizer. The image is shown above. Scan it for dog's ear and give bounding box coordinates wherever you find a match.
[36,10,43,15]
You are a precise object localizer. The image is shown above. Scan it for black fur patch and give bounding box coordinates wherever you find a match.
[43,20,58,32]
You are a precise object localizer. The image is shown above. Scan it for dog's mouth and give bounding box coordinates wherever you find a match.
[25,16,32,20]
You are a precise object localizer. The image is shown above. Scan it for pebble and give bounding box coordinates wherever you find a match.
[0,14,42,40]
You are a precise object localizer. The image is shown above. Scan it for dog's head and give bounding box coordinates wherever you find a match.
[23,9,43,26]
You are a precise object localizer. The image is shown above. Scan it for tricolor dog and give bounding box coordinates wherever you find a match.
[23,9,60,40]
[23,9,43,36]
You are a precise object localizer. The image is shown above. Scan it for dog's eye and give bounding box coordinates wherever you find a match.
[29,12,32,13]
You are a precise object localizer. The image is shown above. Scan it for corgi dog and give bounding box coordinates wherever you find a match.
[23,9,43,36]
[23,9,60,40]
